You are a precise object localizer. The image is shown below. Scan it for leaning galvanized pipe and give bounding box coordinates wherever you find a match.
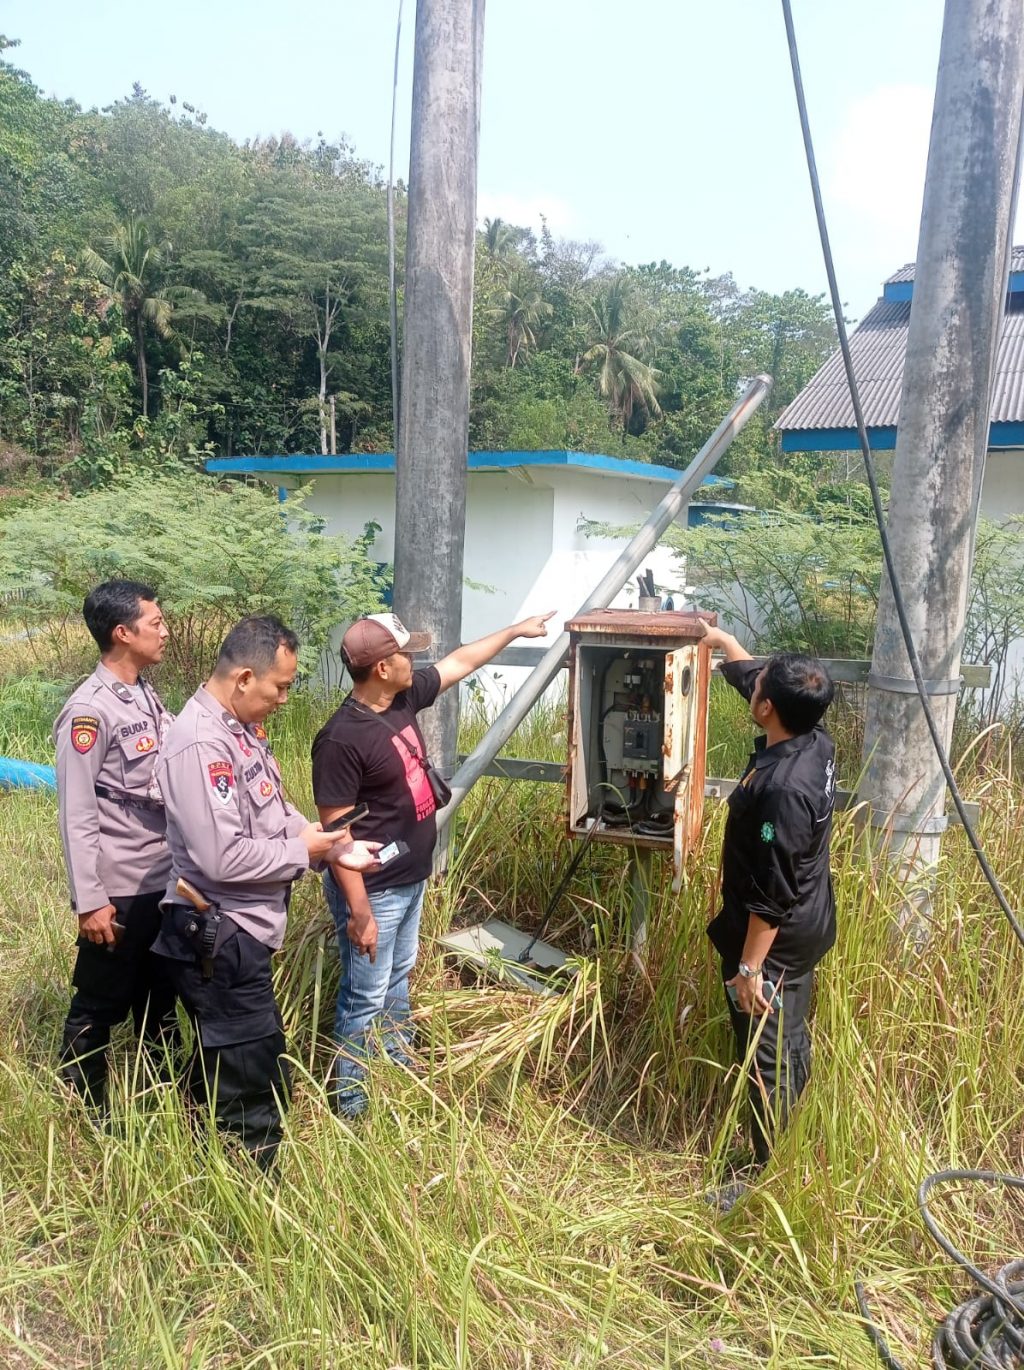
[436,372,774,833]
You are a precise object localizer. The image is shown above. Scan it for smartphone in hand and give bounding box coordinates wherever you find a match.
[727,979,781,1012]
[324,802,370,833]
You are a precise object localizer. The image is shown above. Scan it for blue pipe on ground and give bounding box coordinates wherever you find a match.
[0,756,56,791]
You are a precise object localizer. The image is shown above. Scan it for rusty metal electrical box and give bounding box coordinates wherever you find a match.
[566,609,715,884]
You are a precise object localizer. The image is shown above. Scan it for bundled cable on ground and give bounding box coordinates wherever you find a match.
[779,3,1024,1364]
[857,1173,1024,1370]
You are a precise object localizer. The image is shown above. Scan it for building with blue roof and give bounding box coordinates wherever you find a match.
[206,450,732,678]
[775,251,1024,524]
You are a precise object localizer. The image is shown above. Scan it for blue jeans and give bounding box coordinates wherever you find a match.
[324,873,426,1101]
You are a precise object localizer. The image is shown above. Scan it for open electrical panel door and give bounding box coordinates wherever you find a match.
[663,644,701,889]
[565,609,714,884]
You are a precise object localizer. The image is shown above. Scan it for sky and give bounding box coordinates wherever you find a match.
[1,0,982,320]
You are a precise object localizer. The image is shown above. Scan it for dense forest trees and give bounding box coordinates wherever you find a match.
[0,36,839,493]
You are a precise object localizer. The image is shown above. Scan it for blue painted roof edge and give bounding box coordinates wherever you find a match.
[206,449,735,487]
[781,427,898,452]
[781,421,1024,452]
[883,271,1024,304]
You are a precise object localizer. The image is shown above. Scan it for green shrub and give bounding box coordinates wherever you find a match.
[0,472,385,689]
[669,508,881,658]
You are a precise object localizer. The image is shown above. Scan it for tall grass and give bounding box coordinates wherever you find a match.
[2,684,1023,1366]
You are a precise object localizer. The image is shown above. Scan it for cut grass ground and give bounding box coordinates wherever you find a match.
[1,693,1023,1367]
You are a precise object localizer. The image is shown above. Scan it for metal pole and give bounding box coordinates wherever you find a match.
[437,373,773,832]
[629,848,655,951]
[393,0,485,778]
[860,0,1024,920]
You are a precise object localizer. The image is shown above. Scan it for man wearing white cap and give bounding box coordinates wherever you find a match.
[312,609,553,1117]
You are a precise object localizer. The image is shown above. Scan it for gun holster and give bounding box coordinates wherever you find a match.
[164,903,227,979]
[196,910,223,980]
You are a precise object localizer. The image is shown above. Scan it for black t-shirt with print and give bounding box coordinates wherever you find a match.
[311,666,442,891]
[706,658,837,976]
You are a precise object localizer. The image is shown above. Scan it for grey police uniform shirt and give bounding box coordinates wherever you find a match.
[53,662,173,913]
[156,686,310,950]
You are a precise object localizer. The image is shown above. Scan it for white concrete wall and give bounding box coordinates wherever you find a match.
[980,449,1023,521]
[298,467,687,629]
[979,450,1024,695]
[292,465,690,705]
[461,472,555,638]
[546,468,687,613]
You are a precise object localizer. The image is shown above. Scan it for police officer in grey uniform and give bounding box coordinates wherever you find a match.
[152,615,379,1170]
[54,580,178,1108]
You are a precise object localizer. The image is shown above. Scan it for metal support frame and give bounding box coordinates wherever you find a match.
[436,373,773,833]
[628,847,656,950]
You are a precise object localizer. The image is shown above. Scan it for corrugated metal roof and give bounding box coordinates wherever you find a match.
[886,245,1024,284]
[776,299,910,430]
[776,297,1024,431]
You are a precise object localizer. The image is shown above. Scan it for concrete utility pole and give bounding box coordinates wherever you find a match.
[392,0,485,775]
[861,0,1024,914]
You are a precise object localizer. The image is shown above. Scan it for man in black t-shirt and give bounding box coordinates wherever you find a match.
[312,609,554,1117]
[698,621,836,1197]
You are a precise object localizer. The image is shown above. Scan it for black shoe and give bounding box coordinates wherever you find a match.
[703,1180,750,1214]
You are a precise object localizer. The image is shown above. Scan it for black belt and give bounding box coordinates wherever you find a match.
[94,783,164,813]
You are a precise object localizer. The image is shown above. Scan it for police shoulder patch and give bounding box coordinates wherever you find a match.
[207,759,235,804]
[70,715,100,754]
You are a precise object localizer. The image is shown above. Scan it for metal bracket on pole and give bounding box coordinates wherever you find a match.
[866,673,963,697]
[869,807,949,836]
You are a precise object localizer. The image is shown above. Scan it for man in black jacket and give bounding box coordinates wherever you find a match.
[699,622,836,1191]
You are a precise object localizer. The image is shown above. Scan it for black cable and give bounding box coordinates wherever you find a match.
[854,1180,1024,1370]
[854,1284,907,1370]
[780,0,1024,951]
[919,1172,1024,1369]
[519,818,601,963]
[779,10,1024,1367]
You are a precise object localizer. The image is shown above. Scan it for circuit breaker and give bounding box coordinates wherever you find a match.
[566,609,715,884]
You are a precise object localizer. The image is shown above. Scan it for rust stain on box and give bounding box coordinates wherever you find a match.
[566,609,716,637]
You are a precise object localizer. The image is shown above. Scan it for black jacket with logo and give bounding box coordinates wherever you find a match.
[707,658,837,975]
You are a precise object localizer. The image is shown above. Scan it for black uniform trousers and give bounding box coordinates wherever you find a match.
[152,907,291,1171]
[60,890,180,1109]
[722,964,814,1166]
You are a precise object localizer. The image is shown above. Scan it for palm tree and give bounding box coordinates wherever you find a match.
[82,218,173,418]
[577,278,662,431]
[482,216,515,257]
[489,270,553,368]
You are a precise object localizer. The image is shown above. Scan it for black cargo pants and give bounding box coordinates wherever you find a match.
[152,907,291,1171]
[60,890,180,1109]
[722,963,814,1166]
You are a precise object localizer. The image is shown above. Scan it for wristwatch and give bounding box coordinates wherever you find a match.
[737,961,761,979]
